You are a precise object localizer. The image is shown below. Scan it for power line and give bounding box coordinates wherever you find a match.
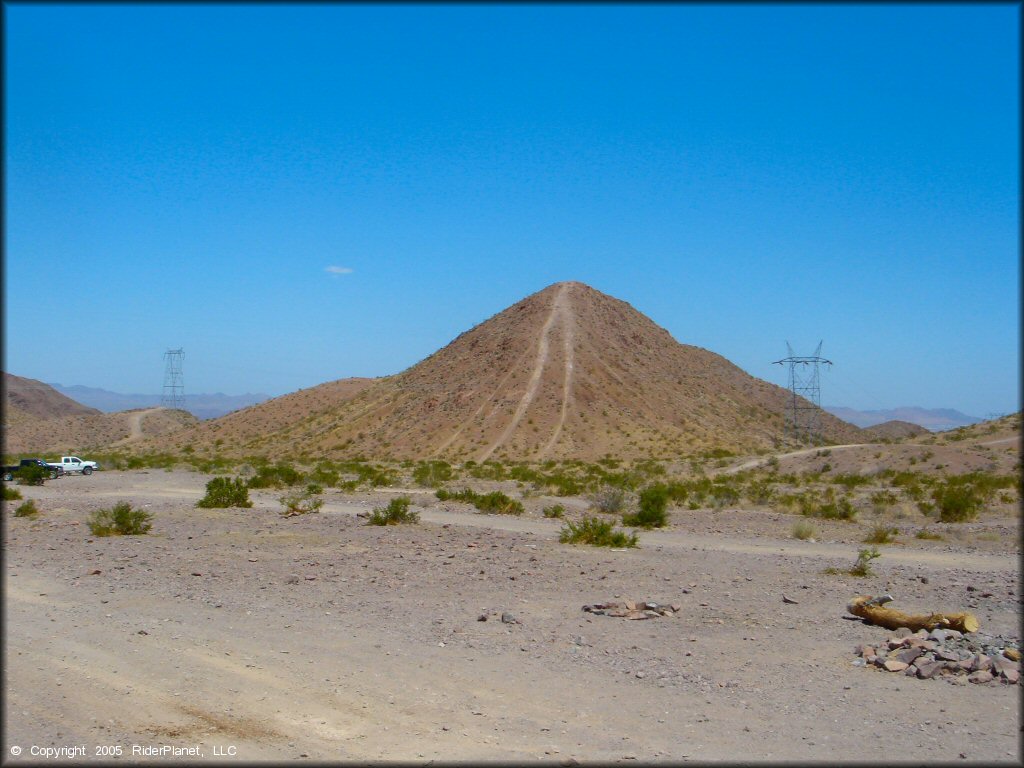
[161,348,185,411]
[773,340,832,445]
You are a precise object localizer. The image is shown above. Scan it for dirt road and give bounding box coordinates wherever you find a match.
[4,470,1020,762]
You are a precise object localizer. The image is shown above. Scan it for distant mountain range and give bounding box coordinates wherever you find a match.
[823,406,983,432]
[47,384,271,421]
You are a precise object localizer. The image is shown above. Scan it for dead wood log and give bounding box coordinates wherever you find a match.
[847,595,979,634]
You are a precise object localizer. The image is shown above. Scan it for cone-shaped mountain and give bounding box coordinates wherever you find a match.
[154,281,862,459]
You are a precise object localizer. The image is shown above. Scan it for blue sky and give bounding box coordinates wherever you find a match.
[4,3,1019,417]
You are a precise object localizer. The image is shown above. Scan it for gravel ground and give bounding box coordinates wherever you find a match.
[4,470,1020,763]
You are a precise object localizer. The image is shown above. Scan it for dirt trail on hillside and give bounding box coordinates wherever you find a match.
[480,283,568,461]
[541,286,575,457]
[112,408,166,444]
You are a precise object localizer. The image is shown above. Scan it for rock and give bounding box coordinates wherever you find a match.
[1001,669,1020,684]
[782,595,798,604]
[973,654,992,672]
[477,614,487,622]
[903,665,919,676]
[501,612,518,624]
[928,628,948,643]
[967,670,994,684]
[1004,648,1021,662]
[992,656,1019,675]
[893,627,913,639]
[916,660,944,679]
[895,648,924,665]
[285,575,300,585]
[883,659,909,673]
[934,648,960,662]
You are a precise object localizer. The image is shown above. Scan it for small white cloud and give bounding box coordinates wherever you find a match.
[326,266,354,276]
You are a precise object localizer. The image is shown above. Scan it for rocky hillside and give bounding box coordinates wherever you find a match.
[147,282,863,460]
[4,373,101,420]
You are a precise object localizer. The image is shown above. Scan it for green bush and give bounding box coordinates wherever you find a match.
[280,488,323,517]
[247,462,304,489]
[932,482,982,522]
[542,504,565,518]
[367,497,419,525]
[863,525,899,544]
[3,485,23,501]
[915,529,945,541]
[15,464,50,486]
[791,520,816,540]
[196,477,253,508]
[412,460,453,488]
[849,547,881,577]
[559,517,637,548]
[436,488,523,515]
[622,485,668,528]
[88,501,153,536]
[14,499,40,518]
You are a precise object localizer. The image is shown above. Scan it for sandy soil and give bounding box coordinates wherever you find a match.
[4,470,1020,763]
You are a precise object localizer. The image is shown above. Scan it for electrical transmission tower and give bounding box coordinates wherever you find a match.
[161,348,185,411]
[773,341,832,445]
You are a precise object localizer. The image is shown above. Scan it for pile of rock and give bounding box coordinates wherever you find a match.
[853,627,1021,685]
[582,600,680,620]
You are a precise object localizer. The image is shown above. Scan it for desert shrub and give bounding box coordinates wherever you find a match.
[88,501,152,536]
[466,460,507,481]
[436,488,523,515]
[196,477,253,508]
[869,490,900,511]
[932,482,982,523]
[413,460,453,488]
[15,463,50,486]
[14,499,40,518]
[366,496,419,525]
[832,473,870,490]
[791,520,816,540]
[708,482,740,509]
[559,517,637,548]
[863,525,899,545]
[542,504,565,518]
[3,485,23,501]
[622,485,668,528]
[804,495,857,521]
[247,462,304,489]
[915,529,945,541]
[279,488,324,517]
[745,479,775,505]
[849,547,881,577]
[590,486,627,515]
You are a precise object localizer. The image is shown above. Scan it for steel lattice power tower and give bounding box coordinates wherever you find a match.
[161,348,185,411]
[773,341,832,445]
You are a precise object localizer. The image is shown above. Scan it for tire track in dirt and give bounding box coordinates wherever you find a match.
[479,283,567,461]
[541,286,575,457]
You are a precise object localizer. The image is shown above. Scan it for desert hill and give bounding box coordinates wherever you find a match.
[4,372,101,421]
[147,282,863,460]
[860,420,930,441]
[3,405,198,456]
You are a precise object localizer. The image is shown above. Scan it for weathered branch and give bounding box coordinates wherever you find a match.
[847,595,979,634]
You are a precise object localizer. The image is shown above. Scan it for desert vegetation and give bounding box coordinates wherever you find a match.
[87,501,153,536]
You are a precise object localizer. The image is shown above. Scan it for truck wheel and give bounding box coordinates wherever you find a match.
[50,470,60,480]
[83,466,93,475]
[3,472,12,482]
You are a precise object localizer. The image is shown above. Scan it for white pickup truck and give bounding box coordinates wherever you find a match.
[48,456,101,475]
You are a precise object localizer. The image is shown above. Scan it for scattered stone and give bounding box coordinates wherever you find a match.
[477,614,487,622]
[782,595,798,604]
[581,601,677,618]
[855,628,1021,686]
[501,612,519,624]
[88,569,101,576]
[285,575,300,585]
